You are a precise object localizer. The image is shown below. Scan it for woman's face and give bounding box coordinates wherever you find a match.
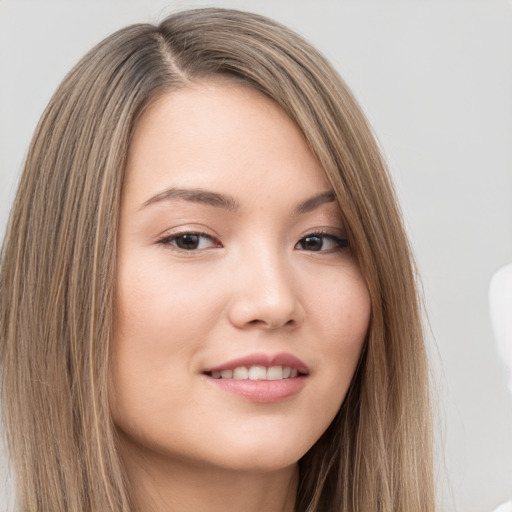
[111,82,371,473]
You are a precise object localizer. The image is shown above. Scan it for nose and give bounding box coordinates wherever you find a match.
[226,248,305,330]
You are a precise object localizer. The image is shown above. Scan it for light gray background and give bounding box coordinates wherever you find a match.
[1,1,511,511]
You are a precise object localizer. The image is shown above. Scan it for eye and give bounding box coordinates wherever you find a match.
[158,232,219,251]
[295,233,349,252]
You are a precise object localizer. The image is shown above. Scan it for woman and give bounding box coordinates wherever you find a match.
[0,7,435,512]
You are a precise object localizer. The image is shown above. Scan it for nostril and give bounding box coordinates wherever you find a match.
[245,318,296,329]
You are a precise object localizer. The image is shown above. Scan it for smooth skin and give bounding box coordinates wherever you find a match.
[111,81,371,512]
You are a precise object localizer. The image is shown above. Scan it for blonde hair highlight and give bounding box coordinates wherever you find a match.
[0,8,435,511]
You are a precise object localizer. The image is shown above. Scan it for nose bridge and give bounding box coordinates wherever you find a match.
[228,241,303,329]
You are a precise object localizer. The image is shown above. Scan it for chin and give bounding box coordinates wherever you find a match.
[196,428,319,473]
[205,451,302,474]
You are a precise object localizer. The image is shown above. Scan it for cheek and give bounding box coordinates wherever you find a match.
[296,267,370,436]
[114,252,226,342]
[109,256,225,420]
[310,266,371,350]
[318,274,369,390]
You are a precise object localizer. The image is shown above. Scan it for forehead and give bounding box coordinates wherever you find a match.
[123,82,332,209]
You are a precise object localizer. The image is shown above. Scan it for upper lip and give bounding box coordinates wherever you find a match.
[203,352,309,374]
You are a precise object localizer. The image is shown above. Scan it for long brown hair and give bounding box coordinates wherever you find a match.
[0,8,435,511]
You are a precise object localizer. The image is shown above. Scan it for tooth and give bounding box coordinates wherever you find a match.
[267,366,283,380]
[233,367,249,379]
[248,366,267,380]
[211,371,222,379]
[220,369,233,379]
[282,367,291,379]
[290,368,298,378]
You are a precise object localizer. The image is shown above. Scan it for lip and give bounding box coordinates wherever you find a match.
[202,352,309,403]
[203,352,309,374]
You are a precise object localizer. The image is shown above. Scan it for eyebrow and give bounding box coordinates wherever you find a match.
[141,187,240,211]
[141,187,336,214]
[295,190,336,214]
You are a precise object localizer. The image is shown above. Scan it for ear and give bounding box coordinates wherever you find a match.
[489,263,512,394]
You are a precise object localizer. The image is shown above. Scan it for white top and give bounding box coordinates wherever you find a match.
[489,263,512,393]
[493,501,512,512]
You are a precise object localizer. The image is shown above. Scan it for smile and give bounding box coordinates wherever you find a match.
[202,353,310,402]
[207,365,306,380]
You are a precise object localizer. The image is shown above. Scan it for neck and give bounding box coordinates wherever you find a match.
[121,442,298,512]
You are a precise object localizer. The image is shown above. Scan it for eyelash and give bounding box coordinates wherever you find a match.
[157,230,349,253]
[157,232,220,252]
[295,231,349,252]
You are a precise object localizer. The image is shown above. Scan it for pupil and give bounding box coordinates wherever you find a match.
[303,236,322,251]
[177,234,199,250]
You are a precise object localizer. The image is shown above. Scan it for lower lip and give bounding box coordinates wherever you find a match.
[204,376,307,403]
